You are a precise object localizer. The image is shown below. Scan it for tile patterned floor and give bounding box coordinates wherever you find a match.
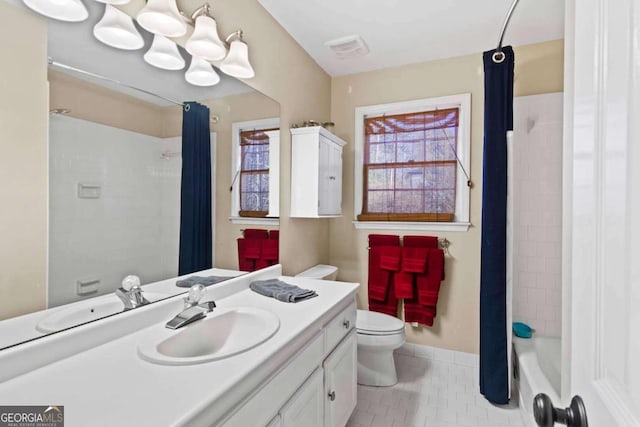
[347,353,526,427]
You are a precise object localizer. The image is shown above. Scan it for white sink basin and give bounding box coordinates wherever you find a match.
[137,307,280,365]
[36,293,168,333]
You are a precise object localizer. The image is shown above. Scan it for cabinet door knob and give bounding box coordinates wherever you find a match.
[328,391,336,401]
[329,176,336,180]
[343,320,350,329]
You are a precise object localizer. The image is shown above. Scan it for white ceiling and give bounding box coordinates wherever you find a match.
[257,0,565,76]
[8,0,253,106]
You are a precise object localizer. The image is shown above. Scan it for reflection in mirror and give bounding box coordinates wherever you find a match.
[0,0,280,349]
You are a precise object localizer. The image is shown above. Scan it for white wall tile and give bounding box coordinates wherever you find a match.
[512,94,563,338]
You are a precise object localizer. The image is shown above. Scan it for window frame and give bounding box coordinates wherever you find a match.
[231,118,280,225]
[353,94,471,232]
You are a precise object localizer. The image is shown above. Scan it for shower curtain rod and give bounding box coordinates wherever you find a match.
[495,0,520,53]
[49,59,185,107]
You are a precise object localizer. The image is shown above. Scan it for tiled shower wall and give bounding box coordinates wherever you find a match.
[511,93,563,337]
[48,115,182,307]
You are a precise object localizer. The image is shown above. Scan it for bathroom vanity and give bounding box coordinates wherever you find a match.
[0,265,359,427]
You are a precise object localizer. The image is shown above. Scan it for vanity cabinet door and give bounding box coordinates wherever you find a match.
[281,368,324,427]
[323,330,357,427]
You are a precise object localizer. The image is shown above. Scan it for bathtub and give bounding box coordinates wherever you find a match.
[513,336,562,426]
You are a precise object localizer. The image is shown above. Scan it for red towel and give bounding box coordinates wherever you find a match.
[403,235,438,249]
[368,235,400,315]
[244,229,269,239]
[256,239,279,269]
[368,246,399,301]
[269,230,279,241]
[394,247,429,298]
[237,238,260,272]
[418,248,445,306]
[404,298,437,326]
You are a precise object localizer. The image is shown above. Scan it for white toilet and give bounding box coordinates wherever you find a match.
[295,265,406,387]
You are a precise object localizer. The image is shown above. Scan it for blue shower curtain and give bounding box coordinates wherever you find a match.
[479,46,514,405]
[178,102,212,275]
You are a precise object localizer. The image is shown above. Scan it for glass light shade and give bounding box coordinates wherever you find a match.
[144,35,185,70]
[185,57,220,86]
[22,0,88,22]
[93,5,144,50]
[185,16,227,61]
[220,39,255,79]
[95,0,130,6]
[136,0,187,37]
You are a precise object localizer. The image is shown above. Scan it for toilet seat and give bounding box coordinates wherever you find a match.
[356,310,404,336]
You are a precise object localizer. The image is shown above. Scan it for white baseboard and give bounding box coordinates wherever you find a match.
[395,342,479,368]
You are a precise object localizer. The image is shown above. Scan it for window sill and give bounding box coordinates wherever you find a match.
[229,216,279,226]
[352,221,471,232]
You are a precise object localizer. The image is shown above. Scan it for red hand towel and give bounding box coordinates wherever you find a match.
[237,238,257,272]
[404,298,437,326]
[243,229,269,239]
[404,235,445,280]
[257,239,279,269]
[269,230,279,241]
[418,248,445,306]
[368,246,398,302]
[394,247,429,298]
[368,235,400,311]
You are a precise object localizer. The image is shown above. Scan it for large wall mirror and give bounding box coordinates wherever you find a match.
[0,0,280,349]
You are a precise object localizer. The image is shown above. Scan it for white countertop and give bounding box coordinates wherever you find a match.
[0,268,244,350]
[0,271,358,427]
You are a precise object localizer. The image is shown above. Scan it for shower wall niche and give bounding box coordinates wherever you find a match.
[48,115,183,307]
[511,92,563,337]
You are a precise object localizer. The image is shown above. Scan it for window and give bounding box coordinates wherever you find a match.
[354,94,471,231]
[231,118,280,223]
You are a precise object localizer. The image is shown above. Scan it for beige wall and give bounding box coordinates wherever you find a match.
[49,70,167,138]
[0,1,48,320]
[329,39,564,353]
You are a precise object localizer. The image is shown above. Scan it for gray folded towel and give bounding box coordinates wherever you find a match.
[249,279,318,303]
[176,276,234,288]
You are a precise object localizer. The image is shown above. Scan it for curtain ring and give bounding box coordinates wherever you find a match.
[184,103,191,112]
[492,51,506,63]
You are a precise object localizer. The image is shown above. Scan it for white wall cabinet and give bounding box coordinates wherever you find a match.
[324,331,357,427]
[290,126,346,217]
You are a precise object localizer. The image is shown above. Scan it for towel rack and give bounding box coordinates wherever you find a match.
[366,237,450,252]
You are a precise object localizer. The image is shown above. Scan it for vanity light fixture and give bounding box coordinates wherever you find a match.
[144,35,185,70]
[220,31,255,79]
[93,4,145,51]
[185,5,227,61]
[136,0,187,38]
[22,0,88,22]
[185,57,220,86]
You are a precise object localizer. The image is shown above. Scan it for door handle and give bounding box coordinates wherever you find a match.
[533,393,588,427]
[328,391,336,401]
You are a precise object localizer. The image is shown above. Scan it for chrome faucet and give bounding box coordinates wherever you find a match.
[165,284,216,330]
[115,275,150,310]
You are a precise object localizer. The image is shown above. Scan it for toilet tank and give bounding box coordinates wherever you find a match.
[295,264,338,281]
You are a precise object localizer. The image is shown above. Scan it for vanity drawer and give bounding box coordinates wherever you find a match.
[324,301,356,355]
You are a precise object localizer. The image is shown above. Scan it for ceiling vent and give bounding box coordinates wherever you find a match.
[325,35,369,60]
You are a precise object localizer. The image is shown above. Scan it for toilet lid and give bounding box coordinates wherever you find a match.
[356,309,404,335]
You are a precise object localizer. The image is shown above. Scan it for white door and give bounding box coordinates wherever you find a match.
[563,0,640,425]
[318,136,332,215]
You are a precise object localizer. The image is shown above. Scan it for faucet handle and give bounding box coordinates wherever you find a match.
[185,284,206,307]
[122,275,141,291]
